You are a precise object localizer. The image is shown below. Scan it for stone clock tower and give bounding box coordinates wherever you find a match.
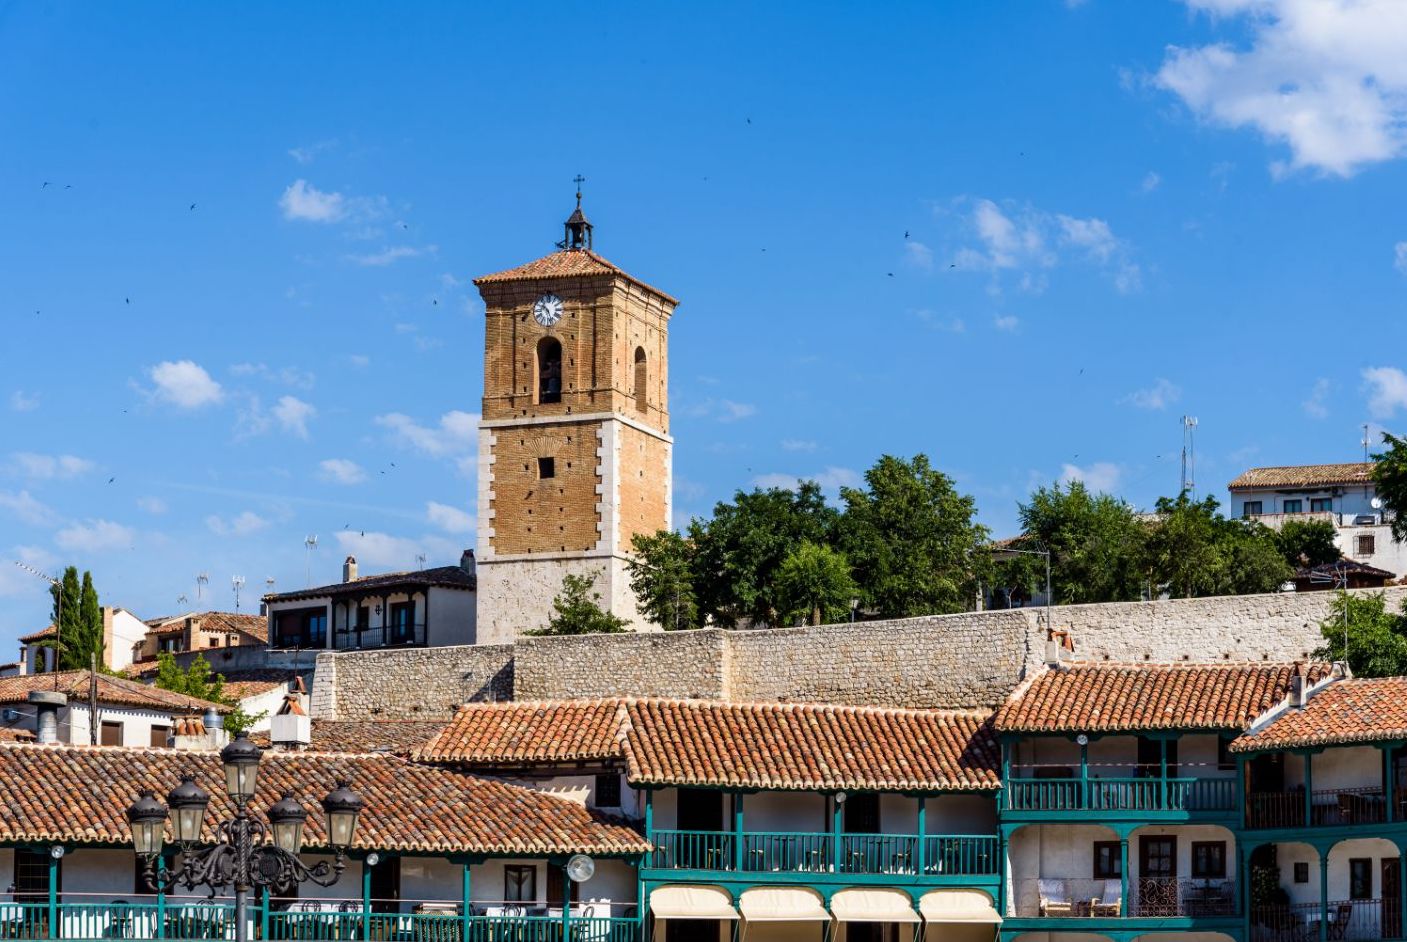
[471,193,676,642]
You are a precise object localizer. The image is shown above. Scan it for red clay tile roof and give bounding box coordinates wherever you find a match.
[18,624,55,643]
[0,742,647,855]
[254,720,447,756]
[0,728,33,743]
[474,250,679,305]
[417,700,625,764]
[1229,463,1373,490]
[0,671,227,714]
[420,698,998,792]
[621,699,998,792]
[148,612,268,642]
[263,565,475,604]
[993,662,1332,734]
[1231,677,1407,752]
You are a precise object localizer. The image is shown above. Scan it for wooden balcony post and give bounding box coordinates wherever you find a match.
[46,850,56,938]
[733,793,745,872]
[916,797,927,875]
[1305,753,1315,827]
[363,860,373,940]
[1319,853,1329,942]
[832,795,843,872]
[1079,741,1089,808]
[464,861,475,942]
[1119,839,1129,915]
[1385,746,1395,823]
[560,860,571,939]
[1159,738,1169,809]
[1399,848,1407,940]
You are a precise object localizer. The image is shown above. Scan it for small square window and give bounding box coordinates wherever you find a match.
[538,457,555,479]
[1311,498,1333,513]
[1243,501,1263,518]
[595,773,622,808]
[1192,841,1227,878]
[1294,862,1310,884]
[1358,534,1376,556]
[1093,841,1122,879]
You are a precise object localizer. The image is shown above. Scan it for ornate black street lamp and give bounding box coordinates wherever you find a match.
[126,732,365,942]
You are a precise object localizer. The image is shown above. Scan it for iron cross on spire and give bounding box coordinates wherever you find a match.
[573,174,586,199]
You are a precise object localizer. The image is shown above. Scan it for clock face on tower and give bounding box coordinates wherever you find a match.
[532,294,564,327]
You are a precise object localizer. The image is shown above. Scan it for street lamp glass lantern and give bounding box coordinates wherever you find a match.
[320,780,364,849]
[167,774,210,845]
[268,791,308,855]
[126,790,169,857]
[220,732,262,800]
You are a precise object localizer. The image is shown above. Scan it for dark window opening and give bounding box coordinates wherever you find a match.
[14,848,56,904]
[388,601,417,646]
[1283,499,1303,514]
[274,608,327,649]
[1217,737,1235,771]
[1358,534,1376,556]
[1311,497,1333,513]
[546,864,579,906]
[369,857,401,912]
[537,338,562,404]
[633,347,648,413]
[1192,841,1227,878]
[505,865,536,903]
[594,773,622,808]
[677,788,724,831]
[1093,841,1122,878]
[1294,862,1310,884]
[1243,501,1263,518]
[538,457,555,479]
[844,793,880,833]
[1351,858,1373,900]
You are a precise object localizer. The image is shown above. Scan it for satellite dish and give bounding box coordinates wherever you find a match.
[566,854,595,883]
[1373,498,1384,509]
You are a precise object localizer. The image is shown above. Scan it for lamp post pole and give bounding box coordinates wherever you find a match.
[127,733,365,942]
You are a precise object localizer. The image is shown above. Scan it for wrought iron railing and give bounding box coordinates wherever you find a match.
[1245,788,1390,829]
[1014,878,1238,918]
[1006,776,1238,813]
[648,829,998,875]
[333,622,429,651]
[1252,899,1405,942]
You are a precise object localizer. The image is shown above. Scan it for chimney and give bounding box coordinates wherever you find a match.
[28,690,66,745]
[1290,665,1307,708]
[460,549,476,576]
[1044,627,1075,669]
[343,556,358,583]
[270,682,311,751]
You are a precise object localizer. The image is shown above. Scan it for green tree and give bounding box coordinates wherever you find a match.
[838,454,988,618]
[775,542,859,626]
[1313,590,1407,677]
[43,566,105,671]
[527,572,631,636]
[690,481,839,627]
[152,653,267,735]
[1144,493,1290,598]
[1013,480,1147,604]
[1275,519,1342,569]
[1372,431,1407,543]
[625,530,701,630]
[1218,517,1295,595]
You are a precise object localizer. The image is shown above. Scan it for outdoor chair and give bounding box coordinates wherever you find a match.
[1328,904,1352,941]
[1090,880,1122,917]
[1039,880,1073,917]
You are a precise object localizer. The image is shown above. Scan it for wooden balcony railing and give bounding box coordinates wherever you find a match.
[1245,788,1395,829]
[648,829,999,876]
[1005,776,1238,813]
[1252,899,1405,942]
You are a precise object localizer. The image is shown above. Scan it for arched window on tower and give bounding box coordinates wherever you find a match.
[633,347,647,413]
[537,337,562,404]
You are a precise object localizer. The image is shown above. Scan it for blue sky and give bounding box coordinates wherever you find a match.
[3,1,1407,648]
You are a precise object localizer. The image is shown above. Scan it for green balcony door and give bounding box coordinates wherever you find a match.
[1139,836,1178,916]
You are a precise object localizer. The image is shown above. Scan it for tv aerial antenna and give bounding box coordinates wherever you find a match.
[304,535,319,587]
[176,594,188,609]
[1180,416,1198,498]
[196,572,209,603]
[231,575,246,613]
[416,553,426,571]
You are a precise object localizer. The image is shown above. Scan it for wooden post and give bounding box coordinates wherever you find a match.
[464,861,475,942]
[46,850,57,939]
[1319,852,1329,942]
[1079,742,1089,809]
[916,797,927,875]
[1386,747,1396,823]
[156,855,167,940]
[561,861,571,939]
[1399,849,1407,941]
[1159,738,1169,809]
[1119,839,1129,915]
[832,796,843,873]
[733,793,745,872]
[364,859,374,940]
[1305,754,1315,827]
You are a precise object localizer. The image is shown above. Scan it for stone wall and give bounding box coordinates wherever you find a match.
[311,643,513,720]
[313,586,1407,719]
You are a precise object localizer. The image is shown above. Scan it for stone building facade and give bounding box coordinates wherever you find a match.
[472,198,675,642]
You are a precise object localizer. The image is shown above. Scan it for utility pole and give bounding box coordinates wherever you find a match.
[1180,416,1198,498]
[89,651,100,745]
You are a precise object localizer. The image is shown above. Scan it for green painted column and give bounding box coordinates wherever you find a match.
[260,887,270,940]
[644,791,654,868]
[156,856,167,941]
[832,796,843,872]
[733,793,745,872]
[1079,742,1089,808]
[46,849,57,939]
[1236,754,1248,828]
[1119,839,1129,914]
[1159,739,1169,809]
[1319,852,1329,942]
[1001,742,1012,811]
[1305,754,1315,827]
[560,861,570,940]
[363,859,374,939]
[916,797,927,876]
[997,832,1008,917]
[1240,844,1251,941]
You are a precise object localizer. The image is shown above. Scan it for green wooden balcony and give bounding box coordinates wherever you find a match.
[1004,776,1238,816]
[647,829,999,876]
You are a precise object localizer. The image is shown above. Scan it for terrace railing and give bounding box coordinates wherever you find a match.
[649,829,999,876]
[1245,788,1391,829]
[1005,776,1238,814]
[1252,899,1405,942]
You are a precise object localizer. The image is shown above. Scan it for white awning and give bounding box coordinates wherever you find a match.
[918,890,1002,925]
[738,887,829,923]
[831,889,921,924]
[650,886,740,921]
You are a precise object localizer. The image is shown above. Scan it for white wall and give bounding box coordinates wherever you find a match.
[63,704,178,747]
[105,610,149,672]
[428,587,476,647]
[1284,746,1382,793]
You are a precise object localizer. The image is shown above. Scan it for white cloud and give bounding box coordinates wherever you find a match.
[781,439,818,452]
[136,496,168,515]
[1396,242,1407,274]
[205,511,271,537]
[347,354,371,368]
[682,399,758,423]
[333,530,459,569]
[375,410,478,458]
[752,467,862,494]
[948,197,1138,292]
[426,501,474,535]
[1156,0,1407,177]
[288,140,335,164]
[1363,366,1407,418]
[904,241,934,271]
[9,391,38,412]
[1060,462,1123,494]
[319,459,367,485]
[348,245,437,267]
[147,360,223,409]
[55,519,134,552]
[279,179,346,222]
[1121,378,1182,410]
[1141,171,1162,193]
[915,309,966,333]
[0,490,57,526]
[10,452,95,480]
[993,315,1020,332]
[229,363,315,389]
[1303,378,1331,419]
[272,395,316,438]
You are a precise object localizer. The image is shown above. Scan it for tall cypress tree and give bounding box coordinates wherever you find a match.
[47,566,104,671]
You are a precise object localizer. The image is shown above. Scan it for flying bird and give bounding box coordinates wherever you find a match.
[904,231,910,239]
[107,477,115,484]
[125,298,130,304]
[189,203,196,211]
[887,272,894,277]
[41,182,51,189]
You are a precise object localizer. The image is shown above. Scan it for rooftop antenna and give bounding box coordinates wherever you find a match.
[415,553,426,571]
[176,594,188,609]
[266,576,276,594]
[304,535,318,587]
[196,572,209,603]
[231,575,246,613]
[1180,416,1198,498]
[14,561,62,690]
[1363,423,1373,501]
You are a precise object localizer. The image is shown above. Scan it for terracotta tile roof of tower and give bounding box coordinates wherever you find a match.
[0,743,648,855]
[0,671,228,714]
[1228,462,1374,490]
[473,249,679,304]
[1230,677,1407,752]
[993,662,1332,733]
[418,697,999,792]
